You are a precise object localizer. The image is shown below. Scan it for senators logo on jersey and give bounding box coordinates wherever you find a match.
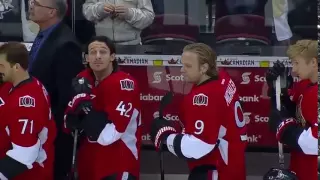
[19,95,35,108]
[120,79,134,91]
[192,93,208,106]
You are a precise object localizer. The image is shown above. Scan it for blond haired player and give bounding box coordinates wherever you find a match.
[150,43,247,180]
[265,40,318,180]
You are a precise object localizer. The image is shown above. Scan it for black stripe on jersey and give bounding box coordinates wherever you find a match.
[0,155,28,179]
[173,134,191,159]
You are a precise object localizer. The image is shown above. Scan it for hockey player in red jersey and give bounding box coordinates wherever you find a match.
[64,36,141,180]
[0,42,56,180]
[150,43,247,180]
[265,40,318,180]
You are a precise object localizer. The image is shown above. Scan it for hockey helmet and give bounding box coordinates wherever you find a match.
[263,168,298,180]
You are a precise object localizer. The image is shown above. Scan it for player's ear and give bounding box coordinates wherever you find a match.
[310,57,317,68]
[110,53,115,62]
[13,63,21,71]
[200,63,209,75]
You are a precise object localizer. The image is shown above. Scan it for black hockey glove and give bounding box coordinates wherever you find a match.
[269,109,305,150]
[150,117,177,151]
[81,111,111,142]
[266,61,295,116]
[70,77,93,115]
[268,108,292,133]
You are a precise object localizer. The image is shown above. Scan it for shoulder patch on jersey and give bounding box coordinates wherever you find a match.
[120,79,134,91]
[193,93,208,106]
[19,95,35,108]
[0,97,5,107]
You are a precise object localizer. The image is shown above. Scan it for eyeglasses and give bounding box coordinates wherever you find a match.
[29,0,56,9]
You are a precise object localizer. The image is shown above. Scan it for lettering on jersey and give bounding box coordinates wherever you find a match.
[120,79,134,91]
[0,97,4,107]
[295,95,306,126]
[224,79,236,106]
[193,93,208,106]
[19,95,35,108]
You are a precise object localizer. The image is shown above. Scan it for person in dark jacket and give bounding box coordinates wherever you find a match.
[27,0,84,179]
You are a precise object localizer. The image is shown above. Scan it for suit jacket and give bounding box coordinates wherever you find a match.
[29,23,84,129]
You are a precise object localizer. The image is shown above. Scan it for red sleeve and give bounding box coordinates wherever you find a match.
[104,78,140,133]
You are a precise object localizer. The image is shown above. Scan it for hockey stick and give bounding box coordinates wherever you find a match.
[158,92,174,180]
[275,76,285,168]
[70,129,78,180]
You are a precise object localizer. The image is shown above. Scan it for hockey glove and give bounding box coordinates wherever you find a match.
[267,61,295,116]
[150,117,177,151]
[266,60,286,83]
[81,111,111,142]
[70,93,93,114]
[269,108,292,133]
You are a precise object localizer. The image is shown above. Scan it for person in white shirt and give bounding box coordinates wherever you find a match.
[83,0,155,45]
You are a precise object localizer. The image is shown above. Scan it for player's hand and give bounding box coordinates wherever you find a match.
[276,118,297,142]
[266,61,286,83]
[70,93,92,114]
[266,61,293,91]
[65,112,82,130]
[269,108,295,133]
[150,117,177,151]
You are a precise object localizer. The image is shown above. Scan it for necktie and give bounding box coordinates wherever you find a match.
[28,33,43,68]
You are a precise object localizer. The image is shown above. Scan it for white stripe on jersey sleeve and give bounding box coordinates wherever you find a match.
[0,172,8,180]
[298,127,318,155]
[166,134,216,159]
[96,123,123,146]
[6,140,41,169]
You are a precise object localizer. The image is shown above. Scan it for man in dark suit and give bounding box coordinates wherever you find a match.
[28,0,84,179]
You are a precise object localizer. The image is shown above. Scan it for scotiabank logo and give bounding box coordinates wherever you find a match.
[247,134,261,143]
[243,112,251,124]
[240,72,300,84]
[254,115,269,123]
[239,95,260,102]
[153,111,179,121]
[164,114,179,121]
[240,72,251,84]
[241,72,266,84]
[140,93,163,101]
[152,72,184,83]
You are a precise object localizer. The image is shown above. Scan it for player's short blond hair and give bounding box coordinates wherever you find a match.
[287,40,317,62]
[183,43,218,77]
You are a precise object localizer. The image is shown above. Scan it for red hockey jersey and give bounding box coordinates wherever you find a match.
[178,70,247,180]
[287,80,318,180]
[0,78,56,180]
[74,69,141,180]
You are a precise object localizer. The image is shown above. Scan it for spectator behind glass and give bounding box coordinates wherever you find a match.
[83,0,155,45]
[21,0,39,41]
[0,0,22,41]
[28,0,84,179]
[0,0,39,42]
[272,0,292,45]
